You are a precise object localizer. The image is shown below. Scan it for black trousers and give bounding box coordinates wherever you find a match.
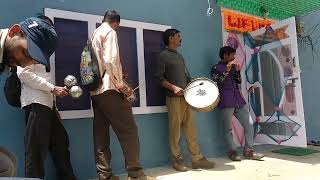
[24,103,76,180]
[91,90,144,180]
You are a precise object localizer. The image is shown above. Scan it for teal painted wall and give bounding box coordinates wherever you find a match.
[299,12,320,141]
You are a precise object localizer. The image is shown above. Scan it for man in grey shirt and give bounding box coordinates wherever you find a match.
[155,29,215,172]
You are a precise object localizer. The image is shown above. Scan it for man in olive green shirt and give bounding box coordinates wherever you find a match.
[155,29,215,172]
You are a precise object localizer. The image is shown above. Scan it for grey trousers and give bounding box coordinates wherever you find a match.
[220,106,254,151]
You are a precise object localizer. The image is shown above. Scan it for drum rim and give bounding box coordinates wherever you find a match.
[188,96,220,112]
[184,77,217,91]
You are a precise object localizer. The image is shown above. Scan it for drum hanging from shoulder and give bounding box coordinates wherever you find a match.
[184,77,220,112]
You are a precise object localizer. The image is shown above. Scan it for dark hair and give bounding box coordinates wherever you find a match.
[37,15,54,26]
[0,47,11,73]
[102,10,120,23]
[163,29,180,46]
[219,46,236,59]
[1,47,9,69]
[0,61,6,73]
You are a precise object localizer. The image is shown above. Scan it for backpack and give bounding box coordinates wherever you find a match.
[4,67,21,107]
[80,40,105,91]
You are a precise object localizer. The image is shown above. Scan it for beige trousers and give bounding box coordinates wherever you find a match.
[166,96,203,162]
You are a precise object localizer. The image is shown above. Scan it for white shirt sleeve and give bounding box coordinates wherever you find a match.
[101,30,123,86]
[16,66,55,92]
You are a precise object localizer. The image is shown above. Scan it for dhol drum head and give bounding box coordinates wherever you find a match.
[184,78,220,112]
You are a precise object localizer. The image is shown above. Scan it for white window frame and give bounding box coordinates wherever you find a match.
[45,8,170,119]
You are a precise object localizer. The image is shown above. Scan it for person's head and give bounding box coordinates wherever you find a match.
[219,46,236,62]
[163,29,181,49]
[0,17,57,72]
[102,10,120,30]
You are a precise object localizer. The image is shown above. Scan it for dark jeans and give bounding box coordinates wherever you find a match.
[24,103,76,180]
[91,90,144,180]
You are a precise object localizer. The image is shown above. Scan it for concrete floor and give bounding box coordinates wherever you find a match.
[116,145,320,180]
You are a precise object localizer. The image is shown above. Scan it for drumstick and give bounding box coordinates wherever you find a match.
[132,86,139,91]
[184,82,204,92]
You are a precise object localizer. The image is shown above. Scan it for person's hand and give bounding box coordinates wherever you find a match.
[226,60,240,72]
[52,86,69,97]
[115,82,124,89]
[234,62,241,71]
[172,85,184,96]
[123,74,128,80]
[226,61,234,72]
[119,86,133,97]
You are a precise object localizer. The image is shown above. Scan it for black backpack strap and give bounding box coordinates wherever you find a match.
[89,34,108,80]
[180,56,192,82]
[10,66,17,74]
[102,70,106,79]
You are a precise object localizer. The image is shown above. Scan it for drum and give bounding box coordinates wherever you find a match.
[184,77,220,112]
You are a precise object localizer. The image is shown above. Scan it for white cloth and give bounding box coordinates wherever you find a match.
[17,64,55,108]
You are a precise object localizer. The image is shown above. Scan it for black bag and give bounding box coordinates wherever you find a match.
[4,67,21,107]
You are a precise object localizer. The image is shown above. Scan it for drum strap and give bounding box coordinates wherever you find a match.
[181,57,191,81]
